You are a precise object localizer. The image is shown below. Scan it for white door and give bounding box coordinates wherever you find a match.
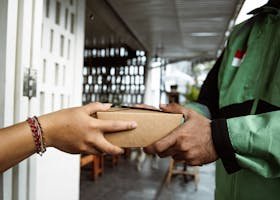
[35,0,85,199]
[0,0,85,200]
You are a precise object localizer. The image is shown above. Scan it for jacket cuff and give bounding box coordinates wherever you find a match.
[211,119,241,174]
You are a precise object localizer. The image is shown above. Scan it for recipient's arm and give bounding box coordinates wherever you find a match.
[0,121,37,173]
[0,102,137,173]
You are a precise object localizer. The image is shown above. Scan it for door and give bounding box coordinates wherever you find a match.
[35,0,85,199]
[0,0,85,199]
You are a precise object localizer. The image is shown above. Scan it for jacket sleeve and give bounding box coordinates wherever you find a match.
[213,110,280,178]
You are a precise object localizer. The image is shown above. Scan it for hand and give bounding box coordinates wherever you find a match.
[39,102,137,155]
[144,103,218,166]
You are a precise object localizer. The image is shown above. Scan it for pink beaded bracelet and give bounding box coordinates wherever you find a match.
[26,116,46,156]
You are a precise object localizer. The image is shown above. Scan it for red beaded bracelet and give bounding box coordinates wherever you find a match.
[26,116,46,156]
[34,116,46,154]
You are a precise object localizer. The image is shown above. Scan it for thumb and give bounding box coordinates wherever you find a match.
[83,102,112,115]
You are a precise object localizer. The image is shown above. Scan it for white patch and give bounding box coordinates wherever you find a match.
[232,57,241,67]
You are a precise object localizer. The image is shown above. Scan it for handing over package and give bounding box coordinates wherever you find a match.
[96,107,183,147]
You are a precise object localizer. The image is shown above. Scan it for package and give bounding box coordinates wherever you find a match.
[96,107,183,147]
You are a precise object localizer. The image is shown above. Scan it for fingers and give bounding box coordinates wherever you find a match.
[83,102,112,115]
[93,119,137,133]
[160,103,184,113]
[144,145,156,155]
[86,147,103,155]
[157,147,177,158]
[160,103,189,118]
[172,152,187,161]
[147,131,178,154]
[172,153,198,166]
[145,142,178,158]
[93,135,124,155]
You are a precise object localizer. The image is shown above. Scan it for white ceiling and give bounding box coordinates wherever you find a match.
[86,0,243,61]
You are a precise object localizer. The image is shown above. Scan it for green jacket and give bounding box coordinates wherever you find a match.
[189,4,280,200]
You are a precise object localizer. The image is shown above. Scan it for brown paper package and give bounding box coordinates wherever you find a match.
[97,108,183,147]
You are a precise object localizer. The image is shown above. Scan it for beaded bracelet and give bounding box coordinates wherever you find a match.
[26,116,46,156]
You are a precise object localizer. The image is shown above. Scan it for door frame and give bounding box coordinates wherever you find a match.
[0,0,19,199]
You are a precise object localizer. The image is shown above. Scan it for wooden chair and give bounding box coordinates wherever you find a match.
[104,154,120,167]
[165,158,199,190]
[80,154,104,180]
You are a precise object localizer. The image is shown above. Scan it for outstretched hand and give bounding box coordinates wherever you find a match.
[144,103,218,166]
[40,102,137,155]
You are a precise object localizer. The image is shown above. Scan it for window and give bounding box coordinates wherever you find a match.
[40,92,45,114]
[51,93,55,111]
[65,8,69,29]
[50,29,54,52]
[43,59,47,83]
[62,65,66,86]
[55,1,61,25]
[46,0,50,17]
[67,39,71,59]
[60,35,64,57]
[70,13,75,33]
[55,63,59,85]
[60,94,64,109]
[82,47,147,105]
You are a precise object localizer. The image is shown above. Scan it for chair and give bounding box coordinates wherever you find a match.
[165,158,199,190]
[80,154,104,180]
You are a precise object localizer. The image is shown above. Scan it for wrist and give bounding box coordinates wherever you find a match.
[211,119,241,173]
[38,114,57,148]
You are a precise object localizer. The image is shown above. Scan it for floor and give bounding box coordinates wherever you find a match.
[80,155,215,200]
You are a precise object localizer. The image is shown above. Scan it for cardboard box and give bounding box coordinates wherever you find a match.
[97,107,183,147]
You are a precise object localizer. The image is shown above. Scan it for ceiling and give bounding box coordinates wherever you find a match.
[86,0,244,62]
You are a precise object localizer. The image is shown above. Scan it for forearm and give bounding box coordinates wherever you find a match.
[0,102,138,173]
[0,121,36,173]
[0,114,55,173]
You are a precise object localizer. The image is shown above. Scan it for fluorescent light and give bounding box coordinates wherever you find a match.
[190,32,219,37]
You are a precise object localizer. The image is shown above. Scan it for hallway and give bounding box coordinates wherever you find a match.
[80,156,215,200]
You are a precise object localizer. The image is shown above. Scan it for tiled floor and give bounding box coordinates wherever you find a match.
[80,156,215,200]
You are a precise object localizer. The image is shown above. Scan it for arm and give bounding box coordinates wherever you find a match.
[0,102,137,173]
[212,110,280,178]
[144,55,223,164]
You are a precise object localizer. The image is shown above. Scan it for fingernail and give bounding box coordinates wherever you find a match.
[130,121,137,129]
[160,104,167,108]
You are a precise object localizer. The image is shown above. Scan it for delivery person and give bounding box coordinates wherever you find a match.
[145,1,280,199]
